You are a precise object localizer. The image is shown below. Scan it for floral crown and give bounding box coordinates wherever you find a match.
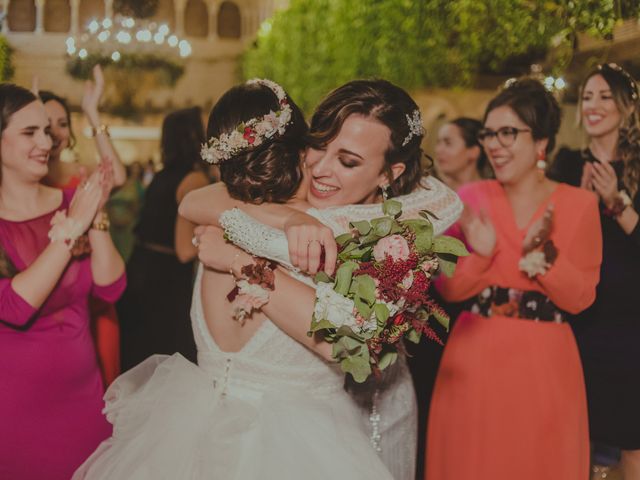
[200,79,293,164]
[402,109,425,146]
[597,63,639,101]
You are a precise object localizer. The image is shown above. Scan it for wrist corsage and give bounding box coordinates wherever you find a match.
[603,191,632,218]
[48,210,85,251]
[227,257,277,324]
[519,239,558,278]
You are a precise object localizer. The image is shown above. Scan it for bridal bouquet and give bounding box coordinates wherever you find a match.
[310,199,468,383]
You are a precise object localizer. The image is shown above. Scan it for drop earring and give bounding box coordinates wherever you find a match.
[380,184,390,200]
[536,151,547,181]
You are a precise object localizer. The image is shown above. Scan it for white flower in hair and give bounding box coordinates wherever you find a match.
[402,109,425,147]
[200,78,294,164]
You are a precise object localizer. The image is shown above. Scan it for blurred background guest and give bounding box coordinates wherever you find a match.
[118,106,209,371]
[106,161,145,262]
[39,65,126,386]
[548,63,640,480]
[426,79,602,480]
[434,117,493,191]
[0,83,125,480]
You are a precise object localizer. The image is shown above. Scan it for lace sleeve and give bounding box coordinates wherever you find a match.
[219,208,294,270]
[306,176,463,236]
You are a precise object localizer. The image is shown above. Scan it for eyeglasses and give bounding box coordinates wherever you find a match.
[476,127,531,148]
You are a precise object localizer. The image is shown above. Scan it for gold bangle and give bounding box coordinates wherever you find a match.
[91,211,110,231]
[90,124,110,137]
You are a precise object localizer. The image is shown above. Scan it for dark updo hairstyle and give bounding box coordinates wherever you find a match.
[580,64,640,196]
[449,117,490,176]
[308,79,424,198]
[206,81,307,204]
[483,78,562,155]
[161,106,204,172]
[0,83,39,279]
[39,90,76,149]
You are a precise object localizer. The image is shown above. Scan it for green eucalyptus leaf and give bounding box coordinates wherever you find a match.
[373,303,390,326]
[436,253,457,277]
[314,271,332,284]
[350,220,372,235]
[336,233,355,247]
[406,328,421,344]
[341,355,372,384]
[432,236,469,257]
[414,230,434,253]
[354,296,372,319]
[334,261,358,295]
[352,274,377,305]
[378,351,398,370]
[372,217,393,237]
[382,199,402,217]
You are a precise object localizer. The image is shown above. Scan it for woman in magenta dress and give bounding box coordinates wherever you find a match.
[0,84,126,480]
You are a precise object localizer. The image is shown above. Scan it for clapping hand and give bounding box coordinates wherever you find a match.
[82,65,105,124]
[458,205,496,258]
[69,170,103,232]
[591,161,619,209]
[523,204,554,254]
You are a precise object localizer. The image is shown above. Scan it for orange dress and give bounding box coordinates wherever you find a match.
[425,180,601,480]
[57,175,121,386]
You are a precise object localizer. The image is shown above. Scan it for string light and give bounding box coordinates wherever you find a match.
[66,14,192,62]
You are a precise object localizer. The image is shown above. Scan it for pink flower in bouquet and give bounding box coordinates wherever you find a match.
[373,234,410,262]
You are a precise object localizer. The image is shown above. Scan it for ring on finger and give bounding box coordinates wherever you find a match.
[192,236,200,247]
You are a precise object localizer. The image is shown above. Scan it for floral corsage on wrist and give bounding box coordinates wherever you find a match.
[48,210,88,255]
[310,200,469,383]
[227,257,277,324]
[518,207,558,278]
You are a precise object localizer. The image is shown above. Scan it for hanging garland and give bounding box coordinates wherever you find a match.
[114,0,159,19]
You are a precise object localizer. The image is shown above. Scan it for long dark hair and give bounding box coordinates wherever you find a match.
[484,78,562,155]
[308,79,425,197]
[161,106,205,172]
[206,81,308,203]
[580,64,640,196]
[0,83,39,278]
[449,117,490,176]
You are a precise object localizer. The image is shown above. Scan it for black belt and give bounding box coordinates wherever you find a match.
[469,286,566,323]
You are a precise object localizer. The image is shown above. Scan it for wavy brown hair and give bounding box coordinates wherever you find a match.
[206,81,307,203]
[308,79,425,198]
[0,83,39,278]
[579,64,640,196]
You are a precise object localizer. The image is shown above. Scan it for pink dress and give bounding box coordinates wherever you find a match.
[0,189,126,480]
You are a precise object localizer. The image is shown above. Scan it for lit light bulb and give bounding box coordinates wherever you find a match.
[88,20,99,33]
[102,18,112,29]
[167,35,178,47]
[116,31,132,44]
[554,78,566,90]
[154,32,165,44]
[111,51,121,62]
[79,49,88,59]
[98,30,110,42]
[67,45,76,55]
[158,24,169,36]
[65,37,75,48]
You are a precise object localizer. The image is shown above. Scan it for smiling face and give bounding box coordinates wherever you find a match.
[580,74,624,140]
[304,114,405,207]
[435,123,478,176]
[43,99,71,160]
[483,105,546,186]
[1,100,52,183]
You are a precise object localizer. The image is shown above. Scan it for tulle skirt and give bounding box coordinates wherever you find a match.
[73,354,394,480]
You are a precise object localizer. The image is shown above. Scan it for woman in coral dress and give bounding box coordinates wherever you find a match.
[425,79,602,480]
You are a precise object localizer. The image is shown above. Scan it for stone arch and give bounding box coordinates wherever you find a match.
[8,0,36,32]
[44,0,71,32]
[217,1,240,39]
[184,0,208,37]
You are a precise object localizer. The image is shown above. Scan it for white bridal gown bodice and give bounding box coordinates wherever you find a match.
[219,176,463,480]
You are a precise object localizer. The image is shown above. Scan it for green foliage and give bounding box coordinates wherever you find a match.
[0,36,14,82]
[243,0,632,112]
[66,53,184,86]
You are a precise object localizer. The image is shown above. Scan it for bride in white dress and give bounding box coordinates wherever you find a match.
[74,79,461,480]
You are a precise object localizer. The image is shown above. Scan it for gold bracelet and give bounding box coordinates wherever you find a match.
[91,211,110,231]
[90,124,110,137]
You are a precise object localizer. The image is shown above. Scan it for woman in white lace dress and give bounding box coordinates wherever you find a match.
[182,79,462,479]
[74,79,461,480]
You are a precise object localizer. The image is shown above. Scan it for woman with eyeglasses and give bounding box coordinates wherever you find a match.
[425,79,602,480]
[548,64,640,479]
